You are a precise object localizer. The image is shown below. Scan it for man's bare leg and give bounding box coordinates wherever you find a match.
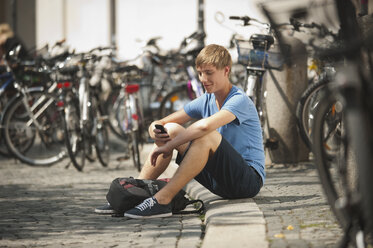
[154,131,222,205]
[138,123,190,180]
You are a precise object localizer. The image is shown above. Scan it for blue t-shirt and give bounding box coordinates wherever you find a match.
[184,85,266,183]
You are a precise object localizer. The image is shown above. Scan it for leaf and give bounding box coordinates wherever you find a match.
[274,233,285,238]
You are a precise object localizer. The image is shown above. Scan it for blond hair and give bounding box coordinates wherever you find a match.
[195,44,232,70]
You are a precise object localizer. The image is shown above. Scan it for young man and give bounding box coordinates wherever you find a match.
[96,44,265,218]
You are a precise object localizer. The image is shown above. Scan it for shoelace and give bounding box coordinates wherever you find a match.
[135,197,156,211]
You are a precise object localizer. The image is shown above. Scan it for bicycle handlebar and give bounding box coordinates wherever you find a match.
[88,46,116,54]
[289,18,337,39]
[229,15,269,29]
[229,15,251,22]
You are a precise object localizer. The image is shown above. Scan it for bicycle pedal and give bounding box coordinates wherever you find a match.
[265,138,279,150]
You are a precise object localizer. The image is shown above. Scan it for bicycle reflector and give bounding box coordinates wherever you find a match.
[56,100,64,107]
[57,81,72,89]
[125,84,140,94]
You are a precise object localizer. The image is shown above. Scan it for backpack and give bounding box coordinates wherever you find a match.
[106,177,205,216]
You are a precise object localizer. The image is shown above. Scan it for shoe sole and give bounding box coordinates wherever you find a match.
[94,209,116,214]
[124,212,172,219]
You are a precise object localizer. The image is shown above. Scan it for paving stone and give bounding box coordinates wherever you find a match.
[0,140,202,248]
[0,139,344,248]
[254,163,343,248]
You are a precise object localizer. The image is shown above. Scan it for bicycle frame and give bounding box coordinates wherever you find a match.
[0,72,14,96]
[1,59,58,132]
[120,83,143,134]
[186,65,204,99]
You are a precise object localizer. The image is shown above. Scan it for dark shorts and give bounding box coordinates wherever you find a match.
[176,137,263,199]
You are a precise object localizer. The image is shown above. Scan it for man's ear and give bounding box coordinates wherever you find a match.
[224,66,230,76]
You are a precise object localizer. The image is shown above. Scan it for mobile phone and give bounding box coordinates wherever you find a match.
[155,124,167,134]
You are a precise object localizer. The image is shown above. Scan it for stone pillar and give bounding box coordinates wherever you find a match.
[264,36,310,165]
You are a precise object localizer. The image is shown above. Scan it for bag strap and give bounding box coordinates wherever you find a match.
[174,199,205,215]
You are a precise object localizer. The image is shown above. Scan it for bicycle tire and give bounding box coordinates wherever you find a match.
[116,93,143,170]
[1,94,36,157]
[91,95,110,167]
[0,138,8,156]
[296,77,330,149]
[63,97,86,171]
[95,123,110,167]
[105,87,128,140]
[312,94,353,230]
[3,92,66,166]
[0,99,10,156]
[0,88,44,157]
[343,96,373,243]
[130,130,141,172]
[158,85,191,118]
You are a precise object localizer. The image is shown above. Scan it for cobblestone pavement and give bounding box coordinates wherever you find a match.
[254,162,344,248]
[0,139,202,248]
[0,135,345,247]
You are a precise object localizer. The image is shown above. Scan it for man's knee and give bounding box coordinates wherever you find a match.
[164,123,185,138]
[192,131,221,152]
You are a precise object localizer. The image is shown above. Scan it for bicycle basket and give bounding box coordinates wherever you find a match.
[235,39,285,70]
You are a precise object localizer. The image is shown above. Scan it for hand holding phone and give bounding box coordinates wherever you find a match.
[155,124,167,134]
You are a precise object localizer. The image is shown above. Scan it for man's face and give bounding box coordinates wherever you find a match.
[196,64,229,93]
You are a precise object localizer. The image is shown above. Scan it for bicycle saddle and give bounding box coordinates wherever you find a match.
[249,34,274,50]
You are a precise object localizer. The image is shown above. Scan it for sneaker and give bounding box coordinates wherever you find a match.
[94,203,116,214]
[124,197,172,219]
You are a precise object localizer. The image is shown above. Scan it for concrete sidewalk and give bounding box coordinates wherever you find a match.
[162,163,268,248]
[163,159,343,248]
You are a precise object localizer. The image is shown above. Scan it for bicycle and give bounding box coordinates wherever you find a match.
[290,19,339,150]
[109,65,145,171]
[229,15,285,152]
[133,37,187,128]
[61,48,111,171]
[158,31,205,119]
[261,0,373,246]
[1,47,68,166]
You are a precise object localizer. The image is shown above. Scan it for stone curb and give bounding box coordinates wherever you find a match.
[162,163,268,248]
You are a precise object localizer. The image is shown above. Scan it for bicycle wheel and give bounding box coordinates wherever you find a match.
[3,92,66,166]
[105,86,128,139]
[342,95,373,244]
[0,96,11,156]
[95,123,110,167]
[0,90,40,157]
[91,95,110,167]
[158,85,191,118]
[130,130,141,172]
[63,98,86,171]
[0,136,8,156]
[116,93,143,170]
[296,77,330,149]
[312,95,357,230]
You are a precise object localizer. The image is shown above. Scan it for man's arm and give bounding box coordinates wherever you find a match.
[148,109,192,139]
[150,109,236,165]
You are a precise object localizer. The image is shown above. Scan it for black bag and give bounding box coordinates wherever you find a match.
[106,177,205,216]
